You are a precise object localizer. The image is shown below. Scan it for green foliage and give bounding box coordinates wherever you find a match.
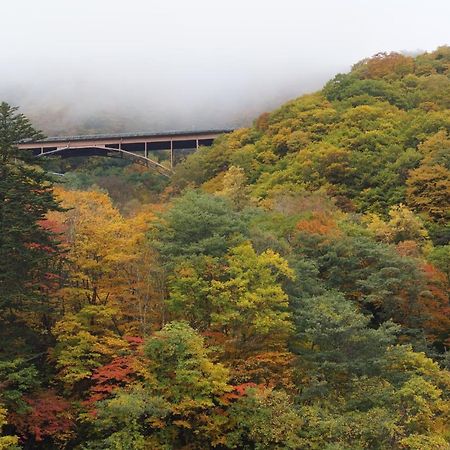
[292,301,449,449]
[167,241,294,355]
[0,360,40,414]
[167,256,222,330]
[84,387,170,450]
[85,322,232,448]
[151,190,247,262]
[0,103,63,325]
[226,388,302,449]
[144,321,231,446]
[293,292,399,387]
[0,102,43,163]
[57,157,169,213]
[210,242,294,349]
[145,321,231,405]
[428,245,450,281]
[291,228,437,336]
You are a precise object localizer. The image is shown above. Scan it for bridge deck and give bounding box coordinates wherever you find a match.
[18,128,233,149]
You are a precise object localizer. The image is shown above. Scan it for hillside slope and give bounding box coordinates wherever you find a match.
[173,47,450,243]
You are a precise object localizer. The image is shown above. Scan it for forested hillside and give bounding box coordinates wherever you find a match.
[174,47,450,243]
[1,48,449,449]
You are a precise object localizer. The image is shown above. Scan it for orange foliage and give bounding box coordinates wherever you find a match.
[229,351,296,391]
[296,212,340,237]
[362,52,415,79]
[419,263,450,346]
[255,112,270,131]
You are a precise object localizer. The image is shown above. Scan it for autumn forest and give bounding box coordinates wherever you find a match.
[1,47,450,449]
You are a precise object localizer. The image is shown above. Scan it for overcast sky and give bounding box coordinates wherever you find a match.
[1,0,449,133]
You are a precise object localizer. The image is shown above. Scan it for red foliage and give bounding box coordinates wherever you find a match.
[124,335,144,348]
[87,356,139,404]
[38,218,67,235]
[234,383,258,396]
[10,390,73,442]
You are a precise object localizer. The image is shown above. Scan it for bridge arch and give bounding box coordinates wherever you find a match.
[36,145,173,177]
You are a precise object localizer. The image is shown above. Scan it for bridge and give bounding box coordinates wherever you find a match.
[18,129,233,177]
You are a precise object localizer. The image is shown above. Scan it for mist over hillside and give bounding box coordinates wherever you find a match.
[0,70,333,136]
[2,0,448,136]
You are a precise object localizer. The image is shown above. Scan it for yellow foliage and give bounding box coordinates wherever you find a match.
[364,204,429,247]
[0,406,18,450]
[49,187,163,334]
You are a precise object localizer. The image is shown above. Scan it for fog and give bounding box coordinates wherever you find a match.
[1,0,449,135]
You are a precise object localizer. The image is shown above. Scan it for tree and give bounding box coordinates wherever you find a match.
[418,130,450,168]
[428,245,450,282]
[210,242,295,354]
[143,321,232,447]
[216,166,250,211]
[0,102,43,163]
[48,187,163,334]
[0,103,63,341]
[291,227,446,343]
[167,255,222,331]
[81,386,170,450]
[291,294,449,449]
[144,321,231,408]
[52,304,129,390]
[83,322,232,450]
[0,359,40,414]
[407,164,450,223]
[151,190,246,263]
[226,387,302,449]
[293,292,399,390]
[364,204,429,246]
[49,189,136,308]
[10,390,73,446]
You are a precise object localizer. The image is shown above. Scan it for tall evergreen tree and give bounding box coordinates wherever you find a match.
[0,102,63,352]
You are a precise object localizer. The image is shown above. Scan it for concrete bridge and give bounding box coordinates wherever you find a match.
[18,129,233,177]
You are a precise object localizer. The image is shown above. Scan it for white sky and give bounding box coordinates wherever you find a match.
[1,0,449,132]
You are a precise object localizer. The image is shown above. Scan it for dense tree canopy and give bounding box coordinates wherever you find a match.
[1,47,449,449]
